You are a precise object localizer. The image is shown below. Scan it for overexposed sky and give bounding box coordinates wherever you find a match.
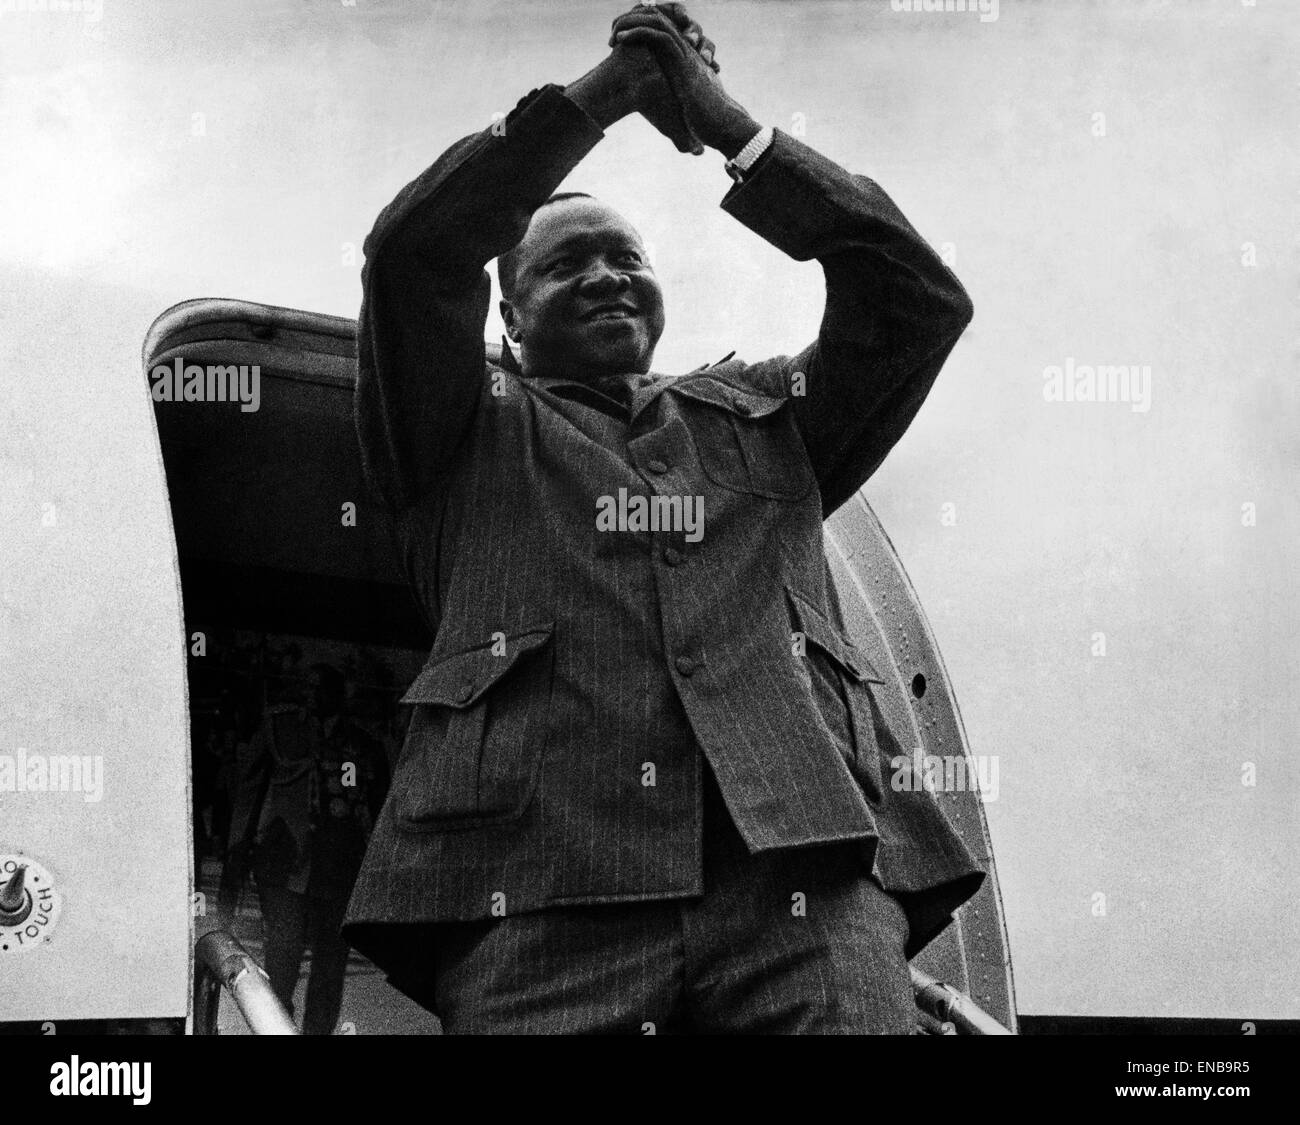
[2,0,1297,1019]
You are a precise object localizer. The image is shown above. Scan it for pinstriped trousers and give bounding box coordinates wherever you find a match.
[399,766,916,1034]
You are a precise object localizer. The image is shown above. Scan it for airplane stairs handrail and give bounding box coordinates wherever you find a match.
[193,929,299,1035]
[912,966,1014,1035]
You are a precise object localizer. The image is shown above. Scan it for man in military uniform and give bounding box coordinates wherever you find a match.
[344,3,984,1033]
[228,663,389,1035]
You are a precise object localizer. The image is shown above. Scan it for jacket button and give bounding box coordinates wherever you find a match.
[662,547,683,566]
[456,682,474,704]
[647,459,668,474]
[674,655,697,677]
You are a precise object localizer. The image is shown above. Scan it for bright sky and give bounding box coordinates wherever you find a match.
[1,0,1297,1019]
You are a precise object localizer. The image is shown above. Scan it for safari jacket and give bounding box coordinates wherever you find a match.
[344,84,984,963]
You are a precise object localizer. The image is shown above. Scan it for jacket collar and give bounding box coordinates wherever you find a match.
[498,339,739,421]
[498,336,736,385]
[498,335,523,375]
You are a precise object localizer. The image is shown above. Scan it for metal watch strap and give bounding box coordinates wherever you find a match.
[724,126,774,182]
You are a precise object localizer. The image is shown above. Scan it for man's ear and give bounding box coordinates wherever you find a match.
[499,299,521,343]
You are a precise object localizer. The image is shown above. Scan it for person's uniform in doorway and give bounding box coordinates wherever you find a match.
[345,84,984,1032]
[229,703,389,1035]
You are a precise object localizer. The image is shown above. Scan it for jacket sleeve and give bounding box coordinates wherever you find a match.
[719,130,974,514]
[355,86,605,511]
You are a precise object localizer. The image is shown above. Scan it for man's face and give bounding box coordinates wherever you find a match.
[501,198,665,382]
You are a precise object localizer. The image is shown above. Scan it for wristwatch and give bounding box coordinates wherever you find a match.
[724,126,774,182]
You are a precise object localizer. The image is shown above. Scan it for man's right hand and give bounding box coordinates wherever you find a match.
[565,4,718,153]
[612,3,760,159]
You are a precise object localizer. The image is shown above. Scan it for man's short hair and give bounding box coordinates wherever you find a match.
[497,191,595,303]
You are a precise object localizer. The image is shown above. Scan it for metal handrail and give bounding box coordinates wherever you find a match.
[193,929,299,1035]
[911,966,1014,1035]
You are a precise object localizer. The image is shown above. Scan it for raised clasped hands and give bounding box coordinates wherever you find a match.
[568,3,760,159]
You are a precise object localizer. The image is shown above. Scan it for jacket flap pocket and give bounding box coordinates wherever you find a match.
[786,588,885,684]
[400,622,555,707]
[668,377,787,419]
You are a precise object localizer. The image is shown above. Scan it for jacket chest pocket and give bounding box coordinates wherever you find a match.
[393,621,555,831]
[786,588,889,803]
[670,380,816,502]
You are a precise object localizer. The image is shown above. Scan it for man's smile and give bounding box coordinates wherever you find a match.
[581,301,640,323]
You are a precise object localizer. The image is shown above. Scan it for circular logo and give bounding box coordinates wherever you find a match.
[0,854,62,954]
